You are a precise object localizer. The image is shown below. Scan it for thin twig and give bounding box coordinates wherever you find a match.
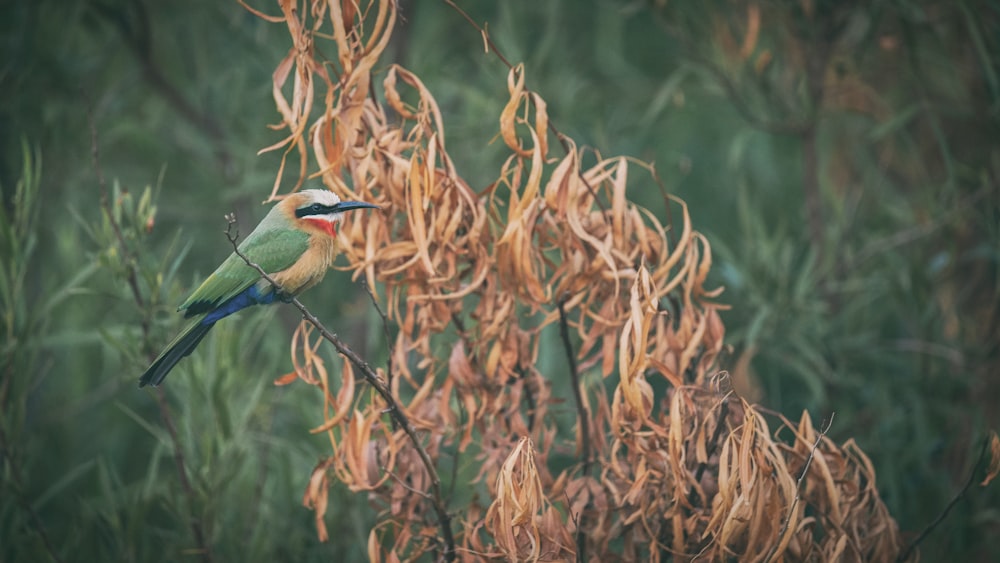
[225,216,456,562]
[90,108,214,563]
[556,298,591,473]
[441,0,609,215]
[384,467,434,501]
[688,399,730,507]
[441,0,515,70]
[89,102,147,316]
[764,413,835,563]
[514,366,538,433]
[557,296,590,562]
[650,166,678,250]
[896,436,992,562]
[361,279,394,388]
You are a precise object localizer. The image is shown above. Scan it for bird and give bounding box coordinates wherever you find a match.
[139,189,378,387]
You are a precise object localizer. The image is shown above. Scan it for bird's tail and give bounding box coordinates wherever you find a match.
[139,320,215,387]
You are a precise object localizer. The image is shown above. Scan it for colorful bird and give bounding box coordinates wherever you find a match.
[139,189,378,387]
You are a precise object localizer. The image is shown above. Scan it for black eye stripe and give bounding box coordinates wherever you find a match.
[295,202,338,218]
[294,199,377,218]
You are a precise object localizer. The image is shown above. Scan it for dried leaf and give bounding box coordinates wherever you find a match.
[242,1,907,558]
[981,430,1000,487]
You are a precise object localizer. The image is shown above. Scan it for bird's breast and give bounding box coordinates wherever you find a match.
[269,234,337,295]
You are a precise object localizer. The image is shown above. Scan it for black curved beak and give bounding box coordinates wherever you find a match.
[333,201,380,212]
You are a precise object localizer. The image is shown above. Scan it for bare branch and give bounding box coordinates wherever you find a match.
[225,215,456,562]
[765,413,835,563]
[897,436,993,562]
[557,296,590,561]
[361,279,395,388]
[89,101,147,317]
[557,298,591,474]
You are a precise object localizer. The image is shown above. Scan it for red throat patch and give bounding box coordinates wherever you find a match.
[304,218,338,238]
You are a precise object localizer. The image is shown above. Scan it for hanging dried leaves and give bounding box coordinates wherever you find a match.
[247,0,908,560]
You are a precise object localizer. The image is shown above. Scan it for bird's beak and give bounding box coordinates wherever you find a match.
[334,201,380,212]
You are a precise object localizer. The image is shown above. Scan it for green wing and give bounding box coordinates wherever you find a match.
[179,227,311,317]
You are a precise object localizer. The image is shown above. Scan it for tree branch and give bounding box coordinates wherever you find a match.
[361,279,395,389]
[557,296,591,562]
[764,413,835,563]
[557,298,591,473]
[224,215,456,562]
[89,102,147,323]
[897,436,992,562]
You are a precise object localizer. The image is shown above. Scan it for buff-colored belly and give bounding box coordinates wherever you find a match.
[270,234,336,295]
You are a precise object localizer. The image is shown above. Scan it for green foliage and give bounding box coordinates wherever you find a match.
[1,143,57,559]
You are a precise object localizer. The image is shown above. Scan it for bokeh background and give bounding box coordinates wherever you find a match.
[2,0,997,560]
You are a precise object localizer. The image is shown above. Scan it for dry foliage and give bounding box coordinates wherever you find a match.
[243,1,907,560]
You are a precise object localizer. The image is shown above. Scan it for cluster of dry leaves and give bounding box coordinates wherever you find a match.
[243,0,914,560]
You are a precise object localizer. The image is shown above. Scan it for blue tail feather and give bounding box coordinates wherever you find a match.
[202,285,277,324]
[139,285,281,387]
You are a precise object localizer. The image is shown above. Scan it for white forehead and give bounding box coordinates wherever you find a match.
[301,189,342,206]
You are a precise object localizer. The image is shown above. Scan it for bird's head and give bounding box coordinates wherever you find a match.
[283,189,379,238]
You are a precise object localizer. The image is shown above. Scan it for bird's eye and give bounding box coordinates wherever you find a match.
[311,203,323,213]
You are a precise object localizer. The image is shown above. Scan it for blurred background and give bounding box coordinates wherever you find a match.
[1,0,997,560]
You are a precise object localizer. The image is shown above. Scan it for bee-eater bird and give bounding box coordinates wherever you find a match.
[138,189,378,387]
